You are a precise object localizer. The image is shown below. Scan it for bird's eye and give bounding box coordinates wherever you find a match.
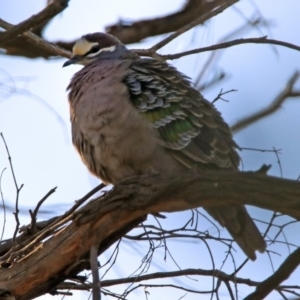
[89,46,100,54]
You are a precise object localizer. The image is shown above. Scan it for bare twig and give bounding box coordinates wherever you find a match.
[70,183,106,214]
[240,147,282,153]
[223,280,235,300]
[100,239,121,279]
[231,71,300,133]
[58,268,260,288]
[155,36,300,60]
[211,89,237,104]
[0,133,23,246]
[277,290,289,300]
[29,187,57,233]
[0,168,7,241]
[273,146,283,178]
[125,282,219,296]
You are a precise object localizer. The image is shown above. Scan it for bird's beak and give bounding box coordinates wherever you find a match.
[62,55,81,67]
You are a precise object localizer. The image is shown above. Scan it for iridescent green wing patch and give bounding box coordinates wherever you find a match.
[124,59,239,169]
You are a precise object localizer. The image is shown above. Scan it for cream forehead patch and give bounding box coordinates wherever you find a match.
[73,38,98,56]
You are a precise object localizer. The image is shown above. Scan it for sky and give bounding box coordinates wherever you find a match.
[1,1,300,299]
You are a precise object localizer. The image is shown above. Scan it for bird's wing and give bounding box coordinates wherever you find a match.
[124,58,266,260]
[124,58,239,170]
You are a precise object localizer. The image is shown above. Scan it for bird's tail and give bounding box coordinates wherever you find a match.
[205,205,266,260]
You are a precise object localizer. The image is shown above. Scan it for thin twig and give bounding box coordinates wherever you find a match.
[277,290,288,300]
[100,268,258,288]
[155,36,300,60]
[223,280,235,300]
[211,89,237,104]
[273,146,283,178]
[240,147,282,153]
[100,239,121,279]
[29,187,57,233]
[0,133,23,245]
[0,168,7,241]
[230,258,249,277]
[69,183,106,214]
[90,244,101,300]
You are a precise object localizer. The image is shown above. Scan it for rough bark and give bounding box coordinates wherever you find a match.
[0,170,299,299]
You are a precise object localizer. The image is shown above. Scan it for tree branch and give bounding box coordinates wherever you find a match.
[0,171,299,299]
[106,0,208,45]
[0,18,71,58]
[150,0,238,52]
[152,36,300,60]
[0,0,69,44]
[0,0,238,59]
[245,247,300,300]
[99,268,259,288]
[231,71,300,133]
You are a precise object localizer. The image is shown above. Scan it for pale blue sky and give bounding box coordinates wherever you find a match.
[1,1,300,299]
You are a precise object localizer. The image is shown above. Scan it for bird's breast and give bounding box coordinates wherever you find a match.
[70,80,158,183]
[69,60,183,183]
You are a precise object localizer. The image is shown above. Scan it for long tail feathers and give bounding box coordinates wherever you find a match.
[205,205,266,260]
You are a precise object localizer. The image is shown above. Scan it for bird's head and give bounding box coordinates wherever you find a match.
[63,32,129,67]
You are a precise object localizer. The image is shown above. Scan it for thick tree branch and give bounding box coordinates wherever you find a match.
[106,0,207,44]
[0,0,69,44]
[149,0,238,52]
[0,171,299,299]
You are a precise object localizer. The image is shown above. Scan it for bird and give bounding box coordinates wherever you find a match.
[63,32,266,260]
